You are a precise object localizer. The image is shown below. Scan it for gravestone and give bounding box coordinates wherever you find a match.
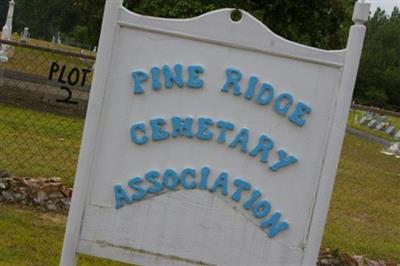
[367,119,378,128]
[395,131,400,140]
[57,32,62,44]
[79,49,88,63]
[61,1,370,266]
[385,126,396,135]
[0,53,8,62]
[359,115,371,125]
[382,142,400,156]
[375,115,386,123]
[20,27,29,43]
[1,0,15,57]
[375,121,385,131]
[1,0,15,41]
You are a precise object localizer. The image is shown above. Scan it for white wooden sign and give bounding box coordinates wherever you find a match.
[61,1,369,265]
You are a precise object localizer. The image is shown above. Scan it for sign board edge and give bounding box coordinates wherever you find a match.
[60,0,124,265]
[301,2,370,265]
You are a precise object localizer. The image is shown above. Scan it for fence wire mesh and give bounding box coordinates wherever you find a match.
[0,39,94,186]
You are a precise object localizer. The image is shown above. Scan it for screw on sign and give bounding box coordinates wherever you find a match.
[61,1,370,266]
[48,61,91,104]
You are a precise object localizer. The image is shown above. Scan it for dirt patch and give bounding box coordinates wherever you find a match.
[39,213,67,224]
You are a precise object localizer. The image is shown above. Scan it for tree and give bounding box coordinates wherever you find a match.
[354,7,400,111]
[126,0,354,50]
[62,0,353,49]
[9,0,78,41]
[10,0,400,109]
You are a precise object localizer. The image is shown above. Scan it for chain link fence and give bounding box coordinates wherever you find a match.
[0,39,95,186]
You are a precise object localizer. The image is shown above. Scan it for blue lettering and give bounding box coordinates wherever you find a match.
[151,66,161,90]
[187,65,204,88]
[150,118,169,141]
[163,64,184,88]
[209,172,228,196]
[128,177,147,201]
[196,117,214,140]
[131,70,148,94]
[260,212,289,238]
[162,169,180,190]
[114,184,132,209]
[181,168,197,189]
[270,149,298,171]
[231,178,251,202]
[115,167,291,238]
[274,93,293,115]
[171,117,194,138]
[244,76,258,100]
[256,83,274,105]
[199,166,210,190]
[229,128,249,153]
[145,170,163,193]
[221,68,242,96]
[252,199,271,219]
[249,135,274,163]
[243,190,261,210]
[130,123,148,145]
[289,102,312,127]
[216,120,235,144]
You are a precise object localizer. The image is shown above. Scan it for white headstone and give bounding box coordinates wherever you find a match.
[0,54,8,62]
[375,121,385,131]
[382,142,400,156]
[52,35,55,44]
[0,0,14,53]
[367,119,377,128]
[385,126,396,135]
[1,25,10,41]
[359,115,369,124]
[20,27,28,42]
[395,131,400,140]
[2,0,15,41]
[61,1,370,266]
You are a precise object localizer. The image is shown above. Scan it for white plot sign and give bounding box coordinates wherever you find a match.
[61,1,369,265]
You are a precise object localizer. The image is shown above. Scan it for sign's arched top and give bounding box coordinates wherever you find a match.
[119,7,347,67]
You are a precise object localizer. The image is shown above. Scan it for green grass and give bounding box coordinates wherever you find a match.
[322,134,400,263]
[0,105,399,263]
[347,109,400,142]
[1,33,95,81]
[0,204,130,266]
[3,46,94,78]
[0,103,84,187]
[9,33,96,56]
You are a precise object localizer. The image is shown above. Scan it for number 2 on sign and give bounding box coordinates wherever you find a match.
[48,61,92,105]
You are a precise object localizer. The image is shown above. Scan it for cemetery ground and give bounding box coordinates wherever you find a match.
[7,32,96,56]
[1,33,95,79]
[348,110,400,142]
[0,103,399,265]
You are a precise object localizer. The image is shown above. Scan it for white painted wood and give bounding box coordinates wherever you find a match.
[117,7,346,67]
[61,1,369,265]
[302,2,370,264]
[60,0,123,265]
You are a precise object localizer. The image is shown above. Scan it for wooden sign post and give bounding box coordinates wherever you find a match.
[61,1,370,265]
